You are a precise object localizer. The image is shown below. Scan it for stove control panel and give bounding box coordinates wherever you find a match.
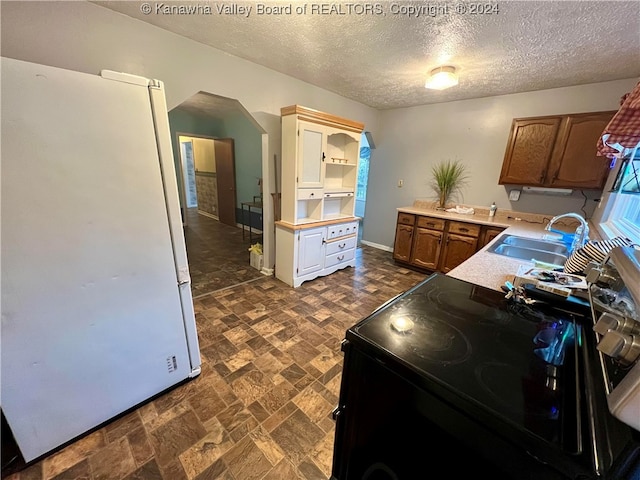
[588,246,640,432]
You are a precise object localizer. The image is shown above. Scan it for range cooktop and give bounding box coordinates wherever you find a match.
[348,273,581,450]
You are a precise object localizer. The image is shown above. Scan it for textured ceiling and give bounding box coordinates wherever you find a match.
[96,0,640,109]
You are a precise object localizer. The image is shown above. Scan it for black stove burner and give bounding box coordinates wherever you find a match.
[420,283,512,326]
[404,314,472,366]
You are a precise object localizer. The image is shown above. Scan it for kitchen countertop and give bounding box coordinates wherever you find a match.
[396,205,591,292]
[447,221,558,291]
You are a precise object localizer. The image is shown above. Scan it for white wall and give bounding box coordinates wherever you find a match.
[366,79,638,248]
[0,0,379,270]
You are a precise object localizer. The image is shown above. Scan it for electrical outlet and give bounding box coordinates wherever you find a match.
[398,179,403,188]
[509,190,521,201]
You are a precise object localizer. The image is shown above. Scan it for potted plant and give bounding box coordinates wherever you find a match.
[430,160,468,210]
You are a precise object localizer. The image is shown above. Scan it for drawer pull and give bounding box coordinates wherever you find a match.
[426,222,435,227]
[337,255,345,261]
[339,243,346,248]
[459,227,469,232]
[310,192,315,197]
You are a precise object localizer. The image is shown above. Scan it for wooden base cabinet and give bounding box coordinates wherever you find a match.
[410,227,443,270]
[393,213,505,273]
[409,215,446,270]
[275,219,358,287]
[439,233,478,273]
[439,221,480,273]
[392,213,415,263]
[479,226,506,249]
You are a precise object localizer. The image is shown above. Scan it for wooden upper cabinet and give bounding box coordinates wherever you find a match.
[546,112,616,189]
[499,117,562,186]
[499,111,616,190]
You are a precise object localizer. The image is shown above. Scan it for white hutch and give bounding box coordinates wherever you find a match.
[275,105,363,287]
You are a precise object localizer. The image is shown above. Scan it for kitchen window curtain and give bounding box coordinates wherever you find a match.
[597,81,640,159]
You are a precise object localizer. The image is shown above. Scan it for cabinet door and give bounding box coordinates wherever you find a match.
[478,226,505,249]
[546,111,616,189]
[298,121,326,188]
[393,224,414,263]
[297,227,325,276]
[499,117,562,185]
[410,228,443,270]
[440,233,478,273]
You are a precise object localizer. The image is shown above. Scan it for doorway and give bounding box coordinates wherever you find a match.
[178,134,237,228]
[168,92,269,297]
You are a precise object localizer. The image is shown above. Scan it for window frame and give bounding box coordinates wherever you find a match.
[594,145,640,245]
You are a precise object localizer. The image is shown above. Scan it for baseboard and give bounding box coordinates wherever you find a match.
[360,240,393,252]
[197,210,219,220]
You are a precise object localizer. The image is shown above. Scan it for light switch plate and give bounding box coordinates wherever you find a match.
[509,190,521,201]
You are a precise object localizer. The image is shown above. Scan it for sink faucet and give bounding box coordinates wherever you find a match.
[545,213,590,252]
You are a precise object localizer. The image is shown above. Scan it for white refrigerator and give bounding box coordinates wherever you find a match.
[1,57,201,462]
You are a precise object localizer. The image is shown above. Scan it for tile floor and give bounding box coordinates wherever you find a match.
[2,212,427,480]
[182,209,266,297]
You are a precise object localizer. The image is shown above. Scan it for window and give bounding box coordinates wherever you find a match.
[597,146,640,244]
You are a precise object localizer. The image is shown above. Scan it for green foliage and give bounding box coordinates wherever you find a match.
[430,160,469,208]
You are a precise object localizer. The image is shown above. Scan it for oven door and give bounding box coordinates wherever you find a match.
[331,338,587,480]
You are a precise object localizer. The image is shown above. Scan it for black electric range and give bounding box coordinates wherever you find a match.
[331,273,635,479]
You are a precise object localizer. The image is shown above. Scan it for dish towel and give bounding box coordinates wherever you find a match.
[445,206,475,214]
[563,237,636,274]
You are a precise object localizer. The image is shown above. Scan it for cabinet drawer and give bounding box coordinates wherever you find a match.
[328,221,358,239]
[416,216,445,230]
[324,191,354,198]
[297,188,323,200]
[326,235,357,255]
[397,213,415,226]
[448,221,481,237]
[325,246,355,268]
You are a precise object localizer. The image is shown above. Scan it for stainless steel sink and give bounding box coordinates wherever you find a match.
[498,235,569,255]
[489,244,568,266]
[487,234,569,266]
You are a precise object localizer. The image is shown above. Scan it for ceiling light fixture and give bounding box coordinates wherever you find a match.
[425,66,458,90]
